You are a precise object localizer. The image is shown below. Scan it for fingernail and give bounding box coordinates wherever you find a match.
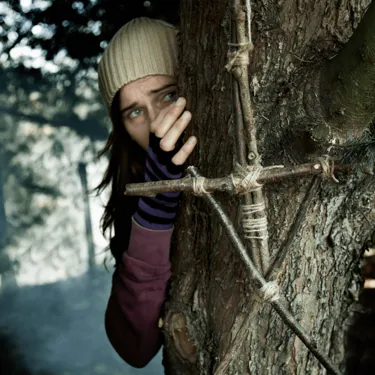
[175,97,185,106]
[187,137,196,145]
[182,111,190,120]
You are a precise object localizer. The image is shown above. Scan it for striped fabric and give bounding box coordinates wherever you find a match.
[134,133,183,230]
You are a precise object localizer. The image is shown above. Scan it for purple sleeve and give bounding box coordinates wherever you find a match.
[105,218,172,368]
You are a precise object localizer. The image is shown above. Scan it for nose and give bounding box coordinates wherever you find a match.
[148,107,158,122]
[147,103,163,123]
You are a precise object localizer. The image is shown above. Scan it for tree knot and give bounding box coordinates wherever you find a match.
[168,312,197,364]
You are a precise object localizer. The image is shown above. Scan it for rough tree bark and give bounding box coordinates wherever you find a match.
[162,0,375,374]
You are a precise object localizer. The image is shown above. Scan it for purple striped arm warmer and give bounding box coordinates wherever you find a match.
[133,133,183,230]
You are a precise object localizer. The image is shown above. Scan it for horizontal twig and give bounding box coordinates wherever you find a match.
[124,162,351,197]
[188,166,341,375]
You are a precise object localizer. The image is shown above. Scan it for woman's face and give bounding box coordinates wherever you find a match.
[119,75,178,150]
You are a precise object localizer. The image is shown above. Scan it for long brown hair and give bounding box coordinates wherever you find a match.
[96,92,146,244]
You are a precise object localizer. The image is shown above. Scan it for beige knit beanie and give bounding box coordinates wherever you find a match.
[98,17,178,114]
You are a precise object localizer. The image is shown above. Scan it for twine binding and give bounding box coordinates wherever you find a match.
[241,202,268,240]
[192,177,208,196]
[260,281,280,302]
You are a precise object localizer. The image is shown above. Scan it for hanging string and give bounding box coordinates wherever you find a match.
[318,155,339,183]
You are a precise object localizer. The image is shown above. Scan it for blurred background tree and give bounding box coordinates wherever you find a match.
[0,2,180,374]
[0,0,180,141]
[0,0,179,71]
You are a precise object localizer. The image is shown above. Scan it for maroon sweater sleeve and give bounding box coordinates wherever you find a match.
[105,218,172,368]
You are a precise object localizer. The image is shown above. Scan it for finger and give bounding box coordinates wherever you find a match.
[150,103,174,133]
[154,97,186,138]
[171,136,197,165]
[160,111,192,152]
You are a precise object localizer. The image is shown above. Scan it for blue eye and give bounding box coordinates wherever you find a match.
[163,91,177,102]
[129,109,143,118]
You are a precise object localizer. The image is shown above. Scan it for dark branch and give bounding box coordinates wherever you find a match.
[229,0,269,273]
[230,9,264,270]
[265,176,320,280]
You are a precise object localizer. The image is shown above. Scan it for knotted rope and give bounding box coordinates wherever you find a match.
[192,176,208,196]
[230,164,268,239]
[226,0,254,71]
[260,280,280,302]
[226,42,253,70]
[231,164,262,195]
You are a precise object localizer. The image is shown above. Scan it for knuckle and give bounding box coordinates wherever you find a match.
[155,124,170,138]
[154,129,164,138]
[176,114,191,131]
[160,141,175,152]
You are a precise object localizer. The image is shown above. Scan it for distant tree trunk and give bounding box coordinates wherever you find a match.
[0,152,17,289]
[163,0,375,374]
[0,157,6,251]
[78,163,95,270]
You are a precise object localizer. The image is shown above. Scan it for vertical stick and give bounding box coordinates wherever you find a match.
[230,0,270,273]
[231,20,263,268]
[230,22,247,167]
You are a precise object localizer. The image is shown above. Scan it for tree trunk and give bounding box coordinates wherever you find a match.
[78,162,96,271]
[163,0,375,374]
[0,157,6,251]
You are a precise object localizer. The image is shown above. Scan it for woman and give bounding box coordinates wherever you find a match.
[97,18,197,367]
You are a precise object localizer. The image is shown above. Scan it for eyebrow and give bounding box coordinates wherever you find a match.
[150,83,176,94]
[120,83,177,114]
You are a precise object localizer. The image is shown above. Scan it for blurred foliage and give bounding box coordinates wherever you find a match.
[1,0,180,70]
[0,66,108,140]
[0,1,180,139]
